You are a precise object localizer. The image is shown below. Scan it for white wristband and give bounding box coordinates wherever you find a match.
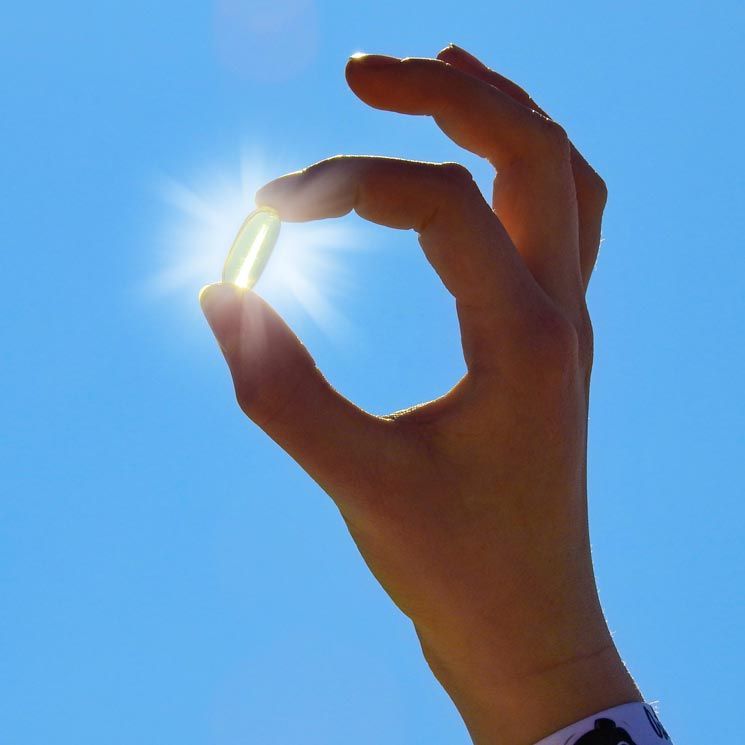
[533,702,673,745]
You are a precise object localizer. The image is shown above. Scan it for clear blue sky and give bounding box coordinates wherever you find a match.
[2,2,743,743]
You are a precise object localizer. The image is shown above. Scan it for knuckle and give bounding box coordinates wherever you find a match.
[304,154,349,181]
[505,78,531,103]
[576,310,595,375]
[426,162,485,230]
[532,116,571,160]
[399,55,420,69]
[402,56,445,75]
[437,161,474,187]
[435,163,482,206]
[581,169,608,209]
[573,151,608,210]
[592,173,608,205]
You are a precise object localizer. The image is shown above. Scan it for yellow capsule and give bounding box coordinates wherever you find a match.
[221,206,281,290]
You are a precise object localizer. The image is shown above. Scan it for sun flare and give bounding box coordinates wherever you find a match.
[146,151,361,338]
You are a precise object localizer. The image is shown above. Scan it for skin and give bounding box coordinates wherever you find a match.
[199,45,643,745]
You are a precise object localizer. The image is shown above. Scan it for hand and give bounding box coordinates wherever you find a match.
[200,45,641,745]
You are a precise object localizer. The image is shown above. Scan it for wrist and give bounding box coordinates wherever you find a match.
[437,642,641,745]
[416,602,641,745]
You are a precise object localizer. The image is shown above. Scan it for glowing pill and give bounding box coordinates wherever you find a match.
[221,206,281,290]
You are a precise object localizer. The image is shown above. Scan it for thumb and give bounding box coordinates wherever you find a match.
[199,282,385,505]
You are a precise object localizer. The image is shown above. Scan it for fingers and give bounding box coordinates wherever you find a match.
[345,54,583,317]
[346,54,553,169]
[199,282,388,513]
[436,45,546,117]
[255,155,544,370]
[436,44,607,288]
[255,156,523,307]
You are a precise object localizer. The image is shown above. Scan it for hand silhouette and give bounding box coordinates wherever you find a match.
[200,45,641,745]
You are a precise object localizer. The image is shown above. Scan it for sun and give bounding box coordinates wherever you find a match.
[145,148,361,340]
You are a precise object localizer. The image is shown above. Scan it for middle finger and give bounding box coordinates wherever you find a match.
[346,54,583,320]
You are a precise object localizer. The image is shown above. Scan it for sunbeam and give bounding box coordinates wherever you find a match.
[145,150,361,340]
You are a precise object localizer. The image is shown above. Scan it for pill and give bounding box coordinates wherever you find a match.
[221,206,281,290]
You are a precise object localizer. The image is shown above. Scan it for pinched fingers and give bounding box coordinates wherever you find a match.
[256,155,524,309]
[256,155,546,370]
[345,54,583,318]
[436,44,607,288]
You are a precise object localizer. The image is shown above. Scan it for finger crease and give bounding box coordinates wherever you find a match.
[418,203,441,235]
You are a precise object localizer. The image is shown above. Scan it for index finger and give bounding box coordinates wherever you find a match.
[255,155,544,369]
[256,155,526,306]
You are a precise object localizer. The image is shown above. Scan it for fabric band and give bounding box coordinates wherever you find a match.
[533,701,673,745]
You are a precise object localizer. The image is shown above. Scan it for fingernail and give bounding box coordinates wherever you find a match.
[254,171,300,208]
[444,43,475,60]
[254,183,276,207]
[348,53,399,68]
[199,282,244,317]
